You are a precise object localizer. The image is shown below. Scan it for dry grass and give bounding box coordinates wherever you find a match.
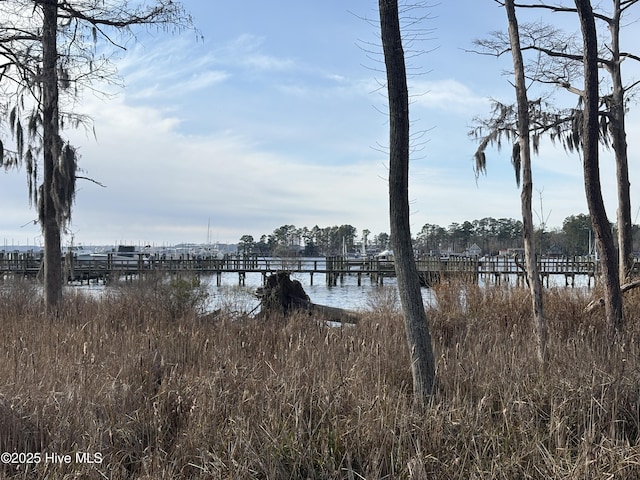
[0,275,639,478]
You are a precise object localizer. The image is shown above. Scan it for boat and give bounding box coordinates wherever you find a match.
[375,249,394,260]
[153,243,221,260]
[73,245,150,268]
[65,245,93,261]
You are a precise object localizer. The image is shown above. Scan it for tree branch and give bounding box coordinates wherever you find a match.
[57,0,193,30]
[512,2,613,25]
[76,175,106,188]
[520,43,613,69]
[621,51,640,62]
[584,280,640,313]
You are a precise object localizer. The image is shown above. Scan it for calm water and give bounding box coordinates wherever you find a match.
[69,260,592,314]
[205,270,404,313]
[69,269,410,314]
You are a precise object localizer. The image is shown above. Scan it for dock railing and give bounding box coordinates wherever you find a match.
[0,252,629,287]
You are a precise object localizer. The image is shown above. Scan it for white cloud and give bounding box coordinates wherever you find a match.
[218,33,297,72]
[63,95,390,244]
[132,70,230,100]
[5,0,637,250]
[111,37,230,101]
[410,78,491,114]
[3,86,626,247]
[60,84,618,245]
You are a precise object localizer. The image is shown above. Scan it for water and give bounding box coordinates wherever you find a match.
[204,270,401,313]
[68,269,406,313]
[69,262,593,315]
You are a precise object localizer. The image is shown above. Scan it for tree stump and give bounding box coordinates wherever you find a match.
[256,272,311,316]
[255,272,360,324]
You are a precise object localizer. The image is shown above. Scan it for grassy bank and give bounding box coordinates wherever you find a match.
[1,277,640,478]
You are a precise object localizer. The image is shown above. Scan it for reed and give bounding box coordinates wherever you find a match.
[0,277,639,478]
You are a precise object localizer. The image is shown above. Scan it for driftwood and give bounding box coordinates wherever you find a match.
[584,280,640,314]
[307,302,361,325]
[256,272,360,324]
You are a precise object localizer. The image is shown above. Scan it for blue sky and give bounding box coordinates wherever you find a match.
[1,0,639,248]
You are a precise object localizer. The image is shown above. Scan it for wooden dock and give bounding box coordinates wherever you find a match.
[0,252,629,288]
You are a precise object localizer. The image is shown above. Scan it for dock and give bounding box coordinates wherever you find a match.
[0,251,628,288]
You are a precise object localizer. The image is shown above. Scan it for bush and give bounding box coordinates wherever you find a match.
[111,273,209,321]
[162,276,210,319]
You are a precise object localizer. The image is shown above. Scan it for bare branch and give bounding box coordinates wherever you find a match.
[620,51,640,62]
[76,175,106,188]
[512,2,613,25]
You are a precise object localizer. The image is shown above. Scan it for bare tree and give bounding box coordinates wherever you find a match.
[378,0,436,402]
[605,0,635,282]
[0,0,194,310]
[472,0,636,335]
[503,0,548,364]
[475,0,639,283]
[575,0,623,332]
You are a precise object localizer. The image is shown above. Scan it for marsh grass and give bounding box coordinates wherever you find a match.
[0,278,639,478]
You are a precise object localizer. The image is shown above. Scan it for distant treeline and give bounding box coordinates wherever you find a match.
[238,215,640,257]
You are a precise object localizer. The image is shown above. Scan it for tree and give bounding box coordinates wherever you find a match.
[562,214,592,255]
[0,0,194,310]
[575,0,623,332]
[309,226,325,254]
[238,235,255,255]
[416,223,440,253]
[606,0,635,281]
[300,227,319,256]
[271,225,294,247]
[336,224,357,254]
[473,0,639,282]
[447,222,463,251]
[472,217,495,253]
[519,0,636,282]
[255,235,270,255]
[504,0,547,363]
[472,1,547,362]
[379,0,435,401]
[460,221,475,248]
[374,232,390,251]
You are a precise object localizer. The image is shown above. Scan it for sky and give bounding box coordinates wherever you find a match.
[1,0,639,248]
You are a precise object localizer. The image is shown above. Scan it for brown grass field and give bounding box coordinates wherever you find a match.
[0,275,639,479]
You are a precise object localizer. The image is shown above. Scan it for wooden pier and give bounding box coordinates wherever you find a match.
[0,251,631,288]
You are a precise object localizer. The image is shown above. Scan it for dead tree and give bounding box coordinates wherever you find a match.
[474,0,640,283]
[504,0,548,364]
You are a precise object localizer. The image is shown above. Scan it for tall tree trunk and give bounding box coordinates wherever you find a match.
[505,0,547,364]
[379,0,436,402]
[608,0,633,282]
[575,0,623,332]
[42,0,63,310]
